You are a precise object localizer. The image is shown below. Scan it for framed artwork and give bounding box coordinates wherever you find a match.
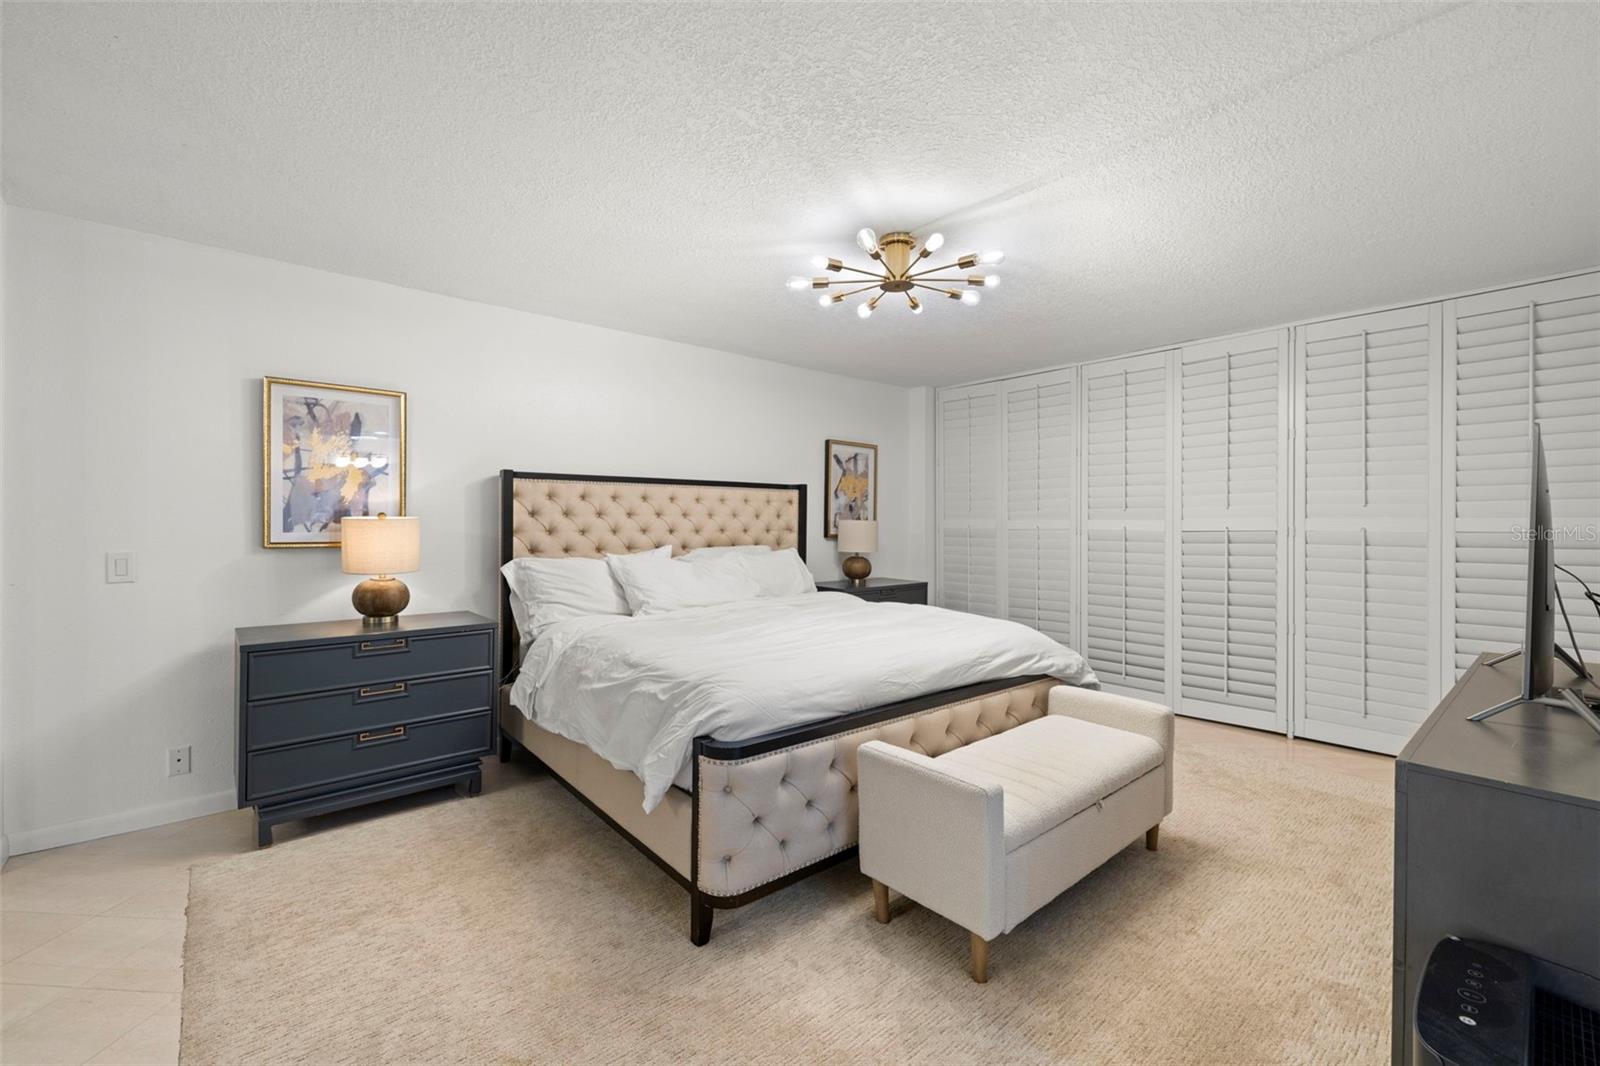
[262,377,406,548]
[824,438,877,539]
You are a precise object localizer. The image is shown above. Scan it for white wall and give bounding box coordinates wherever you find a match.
[0,16,8,863]
[0,207,922,853]
[904,387,936,589]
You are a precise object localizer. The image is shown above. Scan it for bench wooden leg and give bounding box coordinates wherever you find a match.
[872,880,891,924]
[970,933,989,984]
[1146,824,1160,851]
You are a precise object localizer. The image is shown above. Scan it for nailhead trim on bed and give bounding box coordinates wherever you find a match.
[510,480,800,559]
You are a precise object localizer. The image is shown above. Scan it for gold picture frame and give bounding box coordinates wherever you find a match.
[824,438,877,539]
[261,377,407,548]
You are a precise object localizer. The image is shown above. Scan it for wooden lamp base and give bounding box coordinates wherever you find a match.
[842,554,872,586]
[352,576,410,627]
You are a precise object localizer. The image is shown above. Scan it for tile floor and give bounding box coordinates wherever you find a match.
[0,717,1393,1064]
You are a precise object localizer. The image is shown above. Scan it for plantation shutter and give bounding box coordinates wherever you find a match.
[1002,371,1075,643]
[1083,352,1169,697]
[937,384,1000,616]
[1294,305,1440,753]
[1176,331,1289,730]
[1446,273,1600,680]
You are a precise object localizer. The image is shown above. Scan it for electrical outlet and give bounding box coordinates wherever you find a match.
[167,746,191,776]
[105,552,136,584]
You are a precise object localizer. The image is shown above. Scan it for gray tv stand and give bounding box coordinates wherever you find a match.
[1392,653,1600,1064]
[1467,646,1600,734]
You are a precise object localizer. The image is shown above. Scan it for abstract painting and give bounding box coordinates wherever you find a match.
[262,377,406,548]
[825,439,877,539]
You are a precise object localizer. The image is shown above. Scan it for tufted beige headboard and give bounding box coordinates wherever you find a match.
[497,470,806,671]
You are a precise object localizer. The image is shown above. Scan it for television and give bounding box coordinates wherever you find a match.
[1469,422,1600,734]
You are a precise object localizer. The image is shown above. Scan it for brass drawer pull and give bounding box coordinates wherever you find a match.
[356,726,406,743]
[358,638,409,652]
[357,682,407,698]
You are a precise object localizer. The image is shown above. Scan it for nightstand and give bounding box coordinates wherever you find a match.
[235,611,497,847]
[816,577,928,605]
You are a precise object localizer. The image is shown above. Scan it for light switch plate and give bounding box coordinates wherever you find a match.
[105,552,136,583]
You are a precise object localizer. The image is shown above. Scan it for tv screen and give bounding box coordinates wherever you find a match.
[1522,422,1555,700]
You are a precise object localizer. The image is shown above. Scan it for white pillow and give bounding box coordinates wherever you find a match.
[679,544,774,560]
[606,550,761,615]
[731,548,817,598]
[501,545,669,643]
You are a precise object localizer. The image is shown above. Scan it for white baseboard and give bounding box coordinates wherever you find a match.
[7,789,236,856]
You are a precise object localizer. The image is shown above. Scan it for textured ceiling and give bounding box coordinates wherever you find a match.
[5,2,1598,386]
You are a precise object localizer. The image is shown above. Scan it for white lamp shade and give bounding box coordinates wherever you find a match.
[340,515,420,575]
[837,520,878,554]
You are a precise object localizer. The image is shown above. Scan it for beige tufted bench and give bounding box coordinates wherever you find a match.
[857,686,1175,982]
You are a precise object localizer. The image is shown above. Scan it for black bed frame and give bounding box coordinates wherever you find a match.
[496,468,1049,943]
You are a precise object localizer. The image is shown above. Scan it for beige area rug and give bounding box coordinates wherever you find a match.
[182,741,1392,1065]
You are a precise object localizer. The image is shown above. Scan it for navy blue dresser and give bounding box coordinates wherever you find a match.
[235,611,497,846]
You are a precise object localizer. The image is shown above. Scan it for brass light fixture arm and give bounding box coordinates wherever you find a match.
[906,261,964,279]
[914,284,964,298]
[834,282,883,299]
[835,263,890,280]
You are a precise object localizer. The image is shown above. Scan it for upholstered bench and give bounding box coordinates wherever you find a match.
[857,685,1174,982]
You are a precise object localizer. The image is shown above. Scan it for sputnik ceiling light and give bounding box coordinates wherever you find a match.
[786,229,1003,318]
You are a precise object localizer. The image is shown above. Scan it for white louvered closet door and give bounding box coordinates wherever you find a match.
[1293,304,1442,754]
[1002,371,1076,644]
[937,384,1001,616]
[1445,273,1600,684]
[1082,352,1170,698]
[1175,331,1291,732]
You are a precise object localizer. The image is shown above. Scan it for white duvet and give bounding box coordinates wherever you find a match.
[509,593,1098,812]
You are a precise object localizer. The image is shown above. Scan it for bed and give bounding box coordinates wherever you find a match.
[496,469,1094,944]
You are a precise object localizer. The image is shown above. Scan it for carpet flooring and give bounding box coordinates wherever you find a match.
[181,739,1392,1064]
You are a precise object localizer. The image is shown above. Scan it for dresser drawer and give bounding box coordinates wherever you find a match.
[244,711,492,802]
[245,671,493,751]
[245,629,493,700]
[864,584,927,604]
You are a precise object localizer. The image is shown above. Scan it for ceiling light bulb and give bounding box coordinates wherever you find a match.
[923,232,945,253]
[786,275,810,290]
[857,301,874,319]
[960,290,981,306]
[809,255,829,271]
[856,228,879,255]
[818,293,834,307]
[977,250,1005,265]
[983,274,1000,288]
[908,295,923,314]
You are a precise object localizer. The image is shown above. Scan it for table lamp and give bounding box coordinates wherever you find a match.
[341,514,420,627]
[837,519,877,586]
